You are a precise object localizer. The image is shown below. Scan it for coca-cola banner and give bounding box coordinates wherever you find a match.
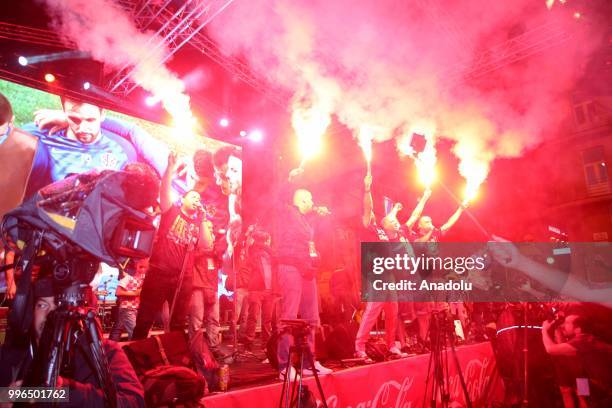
[204,342,504,407]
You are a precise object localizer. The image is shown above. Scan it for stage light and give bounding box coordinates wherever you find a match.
[249,130,263,142]
[239,130,247,137]
[44,73,56,83]
[145,96,158,107]
[219,118,229,127]
[573,11,581,19]
[18,56,28,66]
[83,82,91,90]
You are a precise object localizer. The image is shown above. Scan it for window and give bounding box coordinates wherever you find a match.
[574,105,586,125]
[587,102,598,122]
[582,146,610,196]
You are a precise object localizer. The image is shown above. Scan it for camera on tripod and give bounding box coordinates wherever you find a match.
[1,168,159,399]
[1,167,159,332]
[280,319,312,340]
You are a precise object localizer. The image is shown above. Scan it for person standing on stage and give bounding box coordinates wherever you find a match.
[275,168,332,380]
[409,199,467,344]
[410,203,466,243]
[212,146,244,336]
[355,174,429,360]
[189,149,224,355]
[133,152,214,339]
[109,259,148,341]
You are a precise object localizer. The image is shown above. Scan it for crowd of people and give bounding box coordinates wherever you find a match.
[0,89,611,407]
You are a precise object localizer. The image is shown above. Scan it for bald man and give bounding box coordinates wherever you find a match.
[274,180,332,380]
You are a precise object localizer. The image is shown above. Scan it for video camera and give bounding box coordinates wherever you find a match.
[1,166,159,335]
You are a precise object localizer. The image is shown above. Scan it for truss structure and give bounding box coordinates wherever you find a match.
[443,21,573,86]
[0,2,577,108]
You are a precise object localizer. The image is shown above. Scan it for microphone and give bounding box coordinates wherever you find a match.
[194,202,205,213]
[313,206,332,216]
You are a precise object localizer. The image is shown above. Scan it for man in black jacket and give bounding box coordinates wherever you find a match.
[275,182,332,380]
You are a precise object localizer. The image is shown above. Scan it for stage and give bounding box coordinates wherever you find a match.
[204,342,504,407]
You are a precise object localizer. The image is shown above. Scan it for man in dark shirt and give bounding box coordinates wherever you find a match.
[133,153,214,339]
[542,312,612,407]
[189,149,223,356]
[275,174,332,380]
[410,205,465,243]
[409,201,466,343]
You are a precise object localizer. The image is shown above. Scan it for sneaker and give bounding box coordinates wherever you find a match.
[389,346,409,358]
[302,361,333,376]
[354,350,373,364]
[279,366,300,382]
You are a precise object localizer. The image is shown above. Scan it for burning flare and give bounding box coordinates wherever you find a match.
[416,141,437,188]
[292,100,331,168]
[397,123,438,188]
[455,141,492,205]
[358,125,375,174]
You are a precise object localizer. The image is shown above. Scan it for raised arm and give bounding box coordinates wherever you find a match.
[488,236,612,307]
[160,152,179,212]
[33,110,169,176]
[405,189,431,229]
[100,116,169,176]
[541,320,576,356]
[440,204,465,233]
[363,174,374,227]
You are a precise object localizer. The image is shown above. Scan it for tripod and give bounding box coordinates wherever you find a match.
[97,278,112,332]
[30,284,117,407]
[423,310,472,408]
[278,321,328,408]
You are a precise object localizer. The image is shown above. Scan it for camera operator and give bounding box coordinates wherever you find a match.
[132,152,214,339]
[542,308,612,407]
[0,278,145,407]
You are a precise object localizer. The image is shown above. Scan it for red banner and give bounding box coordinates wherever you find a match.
[204,342,504,407]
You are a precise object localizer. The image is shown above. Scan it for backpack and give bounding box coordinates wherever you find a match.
[365,338,388,362]
[142,365,205,407]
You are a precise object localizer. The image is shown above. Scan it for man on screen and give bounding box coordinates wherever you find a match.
[22,97,168,199]
[0,92,38,219]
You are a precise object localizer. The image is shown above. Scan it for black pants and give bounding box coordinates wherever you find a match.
[132,266,193,340]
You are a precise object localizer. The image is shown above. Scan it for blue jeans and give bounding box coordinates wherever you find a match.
[188,287,220,352]
[243,290,279,345]
[110,307,137,341]
[276,264,319,370]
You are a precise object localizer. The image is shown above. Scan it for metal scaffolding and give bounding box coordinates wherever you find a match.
[442,21,573,86]
[111,0,288,105]
[107,0,236,97]
[0,2,577,108]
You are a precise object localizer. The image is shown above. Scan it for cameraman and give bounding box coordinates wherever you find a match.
[542,309,612,407]
[0,278,145,407]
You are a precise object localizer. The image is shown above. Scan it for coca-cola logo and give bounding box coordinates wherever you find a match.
[320,357,495,408]
[325,376,416,408]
